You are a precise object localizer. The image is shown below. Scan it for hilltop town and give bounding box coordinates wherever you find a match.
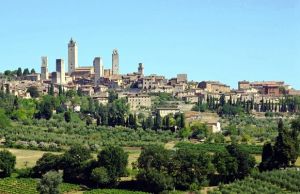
[1,38,300,119]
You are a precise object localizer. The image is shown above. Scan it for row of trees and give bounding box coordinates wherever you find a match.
[0,143,256,193]
[30,145,128,188]
[3,67,36,77]
[136,144,255,193]
[193,94,300,116]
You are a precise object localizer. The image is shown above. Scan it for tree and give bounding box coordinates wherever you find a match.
[17,67,22,77]
[213,151,238,182]
[137,168,174,193]
[37,96,54,120]
[27,86,40,98]
[137,145,174,192]
[0,150,16,177]
[91,167,110,187]
[86,116,93,126]
[4,70,11,76]
[259,142,274,171]
[32,153,62,178]
[37,171,62,194]
[58,85,63,96]
[273,119,298,168]
[226,144,256,179]
[171,148,214,190]
[97,146,128,185]
[145,115,154,129]
[61,145,92,183]
[30,68,36,74]
[138,145,172,171]
[0,109,11,129]
[49,84,54,96]
[179,113,186,129]
[64,111,71,123]
[108,90,118,103]
[179,127,192,140]
[23,68,30,76]
[153,112,162,130]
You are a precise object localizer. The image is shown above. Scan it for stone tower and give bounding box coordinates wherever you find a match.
[93,57,104,85]
[138,63,144,76]
[112,49,119,75]
[56,59,65,84]
[41,56,49,80]
[68,38,78,75]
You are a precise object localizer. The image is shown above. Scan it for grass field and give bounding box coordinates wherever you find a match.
[0,147,141,170]
[0,148,61,169]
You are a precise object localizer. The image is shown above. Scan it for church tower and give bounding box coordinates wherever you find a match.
[112,49,119,75]
[68,38,78,75]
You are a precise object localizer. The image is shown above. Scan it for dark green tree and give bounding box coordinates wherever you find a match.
[49,84,54,96]
[226,144,256,179]
[27,86,39,98]
[97,146,128,185]
[259,142,274,171]
[32,153,62,178]
[64,111,71,123]
[61,145,92,183]
[0,150,16,177]
[16,67,22,77]
[213,151,238,182]
[273,119,294,168]
[171,148,214,190]
[23,68,30,76]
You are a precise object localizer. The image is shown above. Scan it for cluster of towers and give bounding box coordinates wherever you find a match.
[40,38,120,85]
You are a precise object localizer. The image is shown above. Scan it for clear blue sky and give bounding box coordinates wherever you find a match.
[0,0,299,89]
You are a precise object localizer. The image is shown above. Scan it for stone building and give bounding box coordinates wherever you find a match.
[198,81,230,94]
[142,75,166,90]
[177,74,188,83]
[238,80,250,90]
[127,93,151,111]
[93,57,104,85]
[41,56,49,80]
[156,107,180,117]
[68,38,78,75]
[56,59,65,84]
[112,49,119,75]
[138,63,144,76]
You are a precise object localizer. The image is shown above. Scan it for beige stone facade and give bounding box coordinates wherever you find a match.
[198,81,230,94]
[127,94,151,111]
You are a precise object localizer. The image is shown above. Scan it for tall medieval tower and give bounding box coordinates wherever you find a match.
[68,38,78,75]
[112,49,119,75]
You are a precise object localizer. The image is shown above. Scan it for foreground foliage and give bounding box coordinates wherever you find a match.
[175,142,263,154]
[83,189,149,194]
[0,177,80,194]
[209,169,300,194]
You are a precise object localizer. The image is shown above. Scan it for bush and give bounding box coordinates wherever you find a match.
[37,171,63,194]
[137,169,174,193]
[32,153,62,178]
[0,150,16,177]
[91,167,110,187]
